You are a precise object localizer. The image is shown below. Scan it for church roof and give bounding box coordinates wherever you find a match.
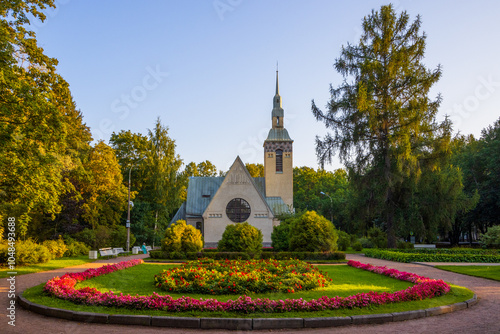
[170,173,288,225]
[265,128,293,141]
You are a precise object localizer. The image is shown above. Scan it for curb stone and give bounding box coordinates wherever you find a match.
[303,316,352,328]
[108,314,151,326]
[201,318,252,330]
[351,313,393,325]
[151,316,200,328]
[72,311,109,324]
[19,292,479,330]
[253,318,303,329]
[392,310,426,321]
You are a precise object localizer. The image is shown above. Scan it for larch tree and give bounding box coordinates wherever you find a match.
[312,5,444,247]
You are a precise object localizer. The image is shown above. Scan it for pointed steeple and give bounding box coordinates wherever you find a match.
[273,69,282,110]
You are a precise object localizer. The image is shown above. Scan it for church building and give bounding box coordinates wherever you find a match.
[171,71,293,247]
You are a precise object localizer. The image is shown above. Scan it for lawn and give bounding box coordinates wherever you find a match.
[0,255,96,278]
[435,265,500,281]
[23,263,474,318]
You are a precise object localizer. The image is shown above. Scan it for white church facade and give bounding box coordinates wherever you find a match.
[170,71,293,247]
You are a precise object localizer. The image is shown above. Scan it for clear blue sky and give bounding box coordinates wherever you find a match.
[32,0,500,172]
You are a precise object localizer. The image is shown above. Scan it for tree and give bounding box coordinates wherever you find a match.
[81,142,128,230]
[0,1,92,237]
[293,167,349,230]
[184,160,219,177]
[312,5,444,247]
[245,163,264,177]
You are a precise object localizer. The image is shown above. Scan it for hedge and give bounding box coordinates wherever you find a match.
[364,249,500,263]
[149,250,346,261]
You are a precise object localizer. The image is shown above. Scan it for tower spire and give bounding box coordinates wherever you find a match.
[275,62,279,95]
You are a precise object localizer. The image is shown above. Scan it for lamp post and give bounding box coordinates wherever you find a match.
[126,166,132,252]
[126,158,144,252]
[320,191,334,227]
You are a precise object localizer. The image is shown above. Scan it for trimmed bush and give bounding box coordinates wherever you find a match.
[479,225,500,249]
[261,251,345,261]
[289,211,338,252]
[397,240,415,249]
[217,222,263,254]
[364,248,500,263]
[162,220,203,253]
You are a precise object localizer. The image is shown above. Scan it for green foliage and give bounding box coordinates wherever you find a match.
[0,239,51,265]
[293,167,349,231]
[217,222,263,254]
[0,0,93,237]
[73,228,96,248]
[312,4,445,248]
[42,237,67,259]
[357,237,374,249]
[245,163,264,177]
[352,241,363,251]
[364,248,500,263]
[185,160,219,177]
[479,225,500,249]
[64,240,90,257]
[162,220,203,253]
[270,215,297,251]
[337,230,351,251]
[397,240,415,249]
[367,227,388,248]
[260,252,346,261]
[110,226,136,249]
[289,211,338,252]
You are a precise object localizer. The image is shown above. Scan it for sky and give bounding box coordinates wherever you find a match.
[31,0,500,172]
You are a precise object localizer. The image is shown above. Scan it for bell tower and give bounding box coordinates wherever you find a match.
[264,70,293,209]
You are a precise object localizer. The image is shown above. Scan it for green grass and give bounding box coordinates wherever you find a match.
[22,263,474,318]
[435,265,500,281]
[344,247,365,254]
[0,256,96,278]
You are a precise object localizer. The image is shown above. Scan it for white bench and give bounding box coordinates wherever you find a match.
[145,246,152,252]
[113,247,126,255]
[99,247,116,258]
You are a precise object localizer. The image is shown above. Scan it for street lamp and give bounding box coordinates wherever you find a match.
[320,191,334,226]
[126,158,145,252]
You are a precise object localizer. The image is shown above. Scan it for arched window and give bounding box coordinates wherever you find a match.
[276,149,283,172]
[226,198,251,223]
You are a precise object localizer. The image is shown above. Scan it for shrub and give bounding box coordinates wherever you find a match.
[357,237,374,249]
[162,220,203,253]
[64,240,90,257]
[367,226,387,248]
[397,240,415,249]
[217,222,263,254]
[0,239,52,265]
[352,241,363,251]
[271,217,296,251]
[110,226,136,249]
[337,230,351,251]
[289,211,338,252]
[42,237,68,259]
[73,228,96,248]
[479,225,500,249]
[364,248,500,263]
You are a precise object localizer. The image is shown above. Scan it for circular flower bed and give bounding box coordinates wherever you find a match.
[43,259,450,314]
[153,258,332,294]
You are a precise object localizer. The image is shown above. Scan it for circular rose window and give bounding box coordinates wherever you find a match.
[226,198,251,223]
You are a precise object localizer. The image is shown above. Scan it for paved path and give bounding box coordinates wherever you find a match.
[1,254,499,334]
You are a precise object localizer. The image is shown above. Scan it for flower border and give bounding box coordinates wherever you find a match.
[43,259,450,314]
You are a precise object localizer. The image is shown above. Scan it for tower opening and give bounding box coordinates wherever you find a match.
[276,149,283,172]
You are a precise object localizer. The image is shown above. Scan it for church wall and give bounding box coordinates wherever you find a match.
[203,178,274,245]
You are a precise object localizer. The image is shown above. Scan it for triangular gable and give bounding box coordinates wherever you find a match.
[202,156,275,219]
